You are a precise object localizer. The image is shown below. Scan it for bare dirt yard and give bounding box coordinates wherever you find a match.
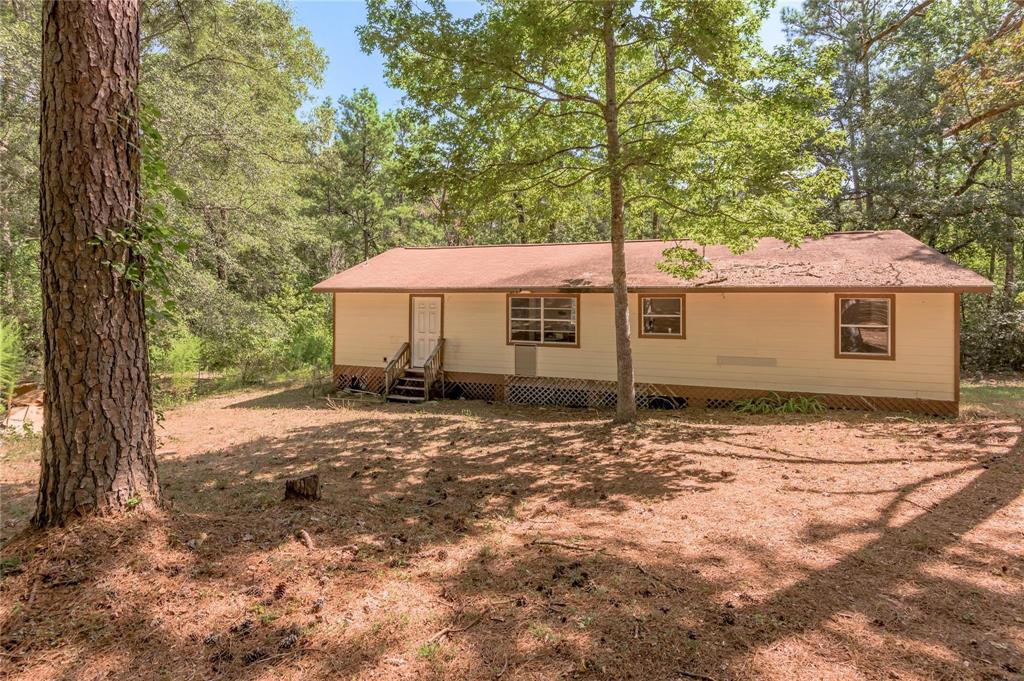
[1,386,1022,680]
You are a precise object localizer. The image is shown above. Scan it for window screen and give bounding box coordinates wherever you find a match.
[509,296,577,346]
[838,297,892,357]
[640,296,684,337]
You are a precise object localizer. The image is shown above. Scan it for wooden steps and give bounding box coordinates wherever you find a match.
[386,368,427,403]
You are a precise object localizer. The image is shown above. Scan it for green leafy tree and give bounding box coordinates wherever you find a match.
[1,0,330,378]
[361,0,839,421]
[0,1,43,370]
[304,89,439,269]
[142,0,327,360]
[856,0,1023,137]
[787,0,1021,333]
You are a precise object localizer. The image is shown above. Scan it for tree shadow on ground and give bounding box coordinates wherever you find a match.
[1,392,1021,680]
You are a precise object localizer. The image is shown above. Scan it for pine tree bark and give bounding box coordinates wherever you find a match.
[34,0,160,526]
[602,0,636,423]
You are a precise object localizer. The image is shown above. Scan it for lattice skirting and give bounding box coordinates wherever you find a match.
[336,366,957,416]
[333,364,385,394]
[445,380,504,402]
[502,376,669,409]
[648,383,958,416]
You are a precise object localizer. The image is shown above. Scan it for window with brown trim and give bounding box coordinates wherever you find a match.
[639,295,685,338]
[508,295,578,346]
[836,295,894,359]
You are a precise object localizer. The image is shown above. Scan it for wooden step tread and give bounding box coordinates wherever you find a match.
[387,394,425,402]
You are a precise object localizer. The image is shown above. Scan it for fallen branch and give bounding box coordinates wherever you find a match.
[428,614,484,642]
[496,653,510,678]
[635,563,686,593]
[531,538,605,552]
[254,646,313,666]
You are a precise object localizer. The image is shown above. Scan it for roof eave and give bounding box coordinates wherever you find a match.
[312,284,995,294]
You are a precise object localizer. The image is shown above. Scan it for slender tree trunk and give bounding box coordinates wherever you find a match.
[858,54,874,221]
[602,1,636,423]
[1,213,12,306]
[514,194,527,243]
[1004,141,1016,308]
[844,120,865,217]
[34,0,160,526]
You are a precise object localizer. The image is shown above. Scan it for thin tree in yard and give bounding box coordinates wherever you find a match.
[362,0,838,422]
[34,0,160,525]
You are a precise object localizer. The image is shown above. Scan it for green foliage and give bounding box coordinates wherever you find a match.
[937,3,1022,136]
[151,327,203,394]
[302,89,441,270]
[94,104,190,323]
[961,297,1024,371]
[4,0,1017,388]
[3,0,332,383]
[361,0,841,260]
[960,376,1024,418]
[785,0,1021,369]
[0,2,43,371]
[656,246,714,279]
[733,393,828,415]
[279,313,332,372]
[0,318,25,406]
[0,555,23,577]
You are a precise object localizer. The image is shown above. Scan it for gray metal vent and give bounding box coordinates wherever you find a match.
[716,355,778,367]
[514,344,537,377]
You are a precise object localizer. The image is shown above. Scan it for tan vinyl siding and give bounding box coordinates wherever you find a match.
[334,292,517,375]
[334,290,956,402]
[333,293,408,368]
[632,292,954,401]
[443,293,515,374]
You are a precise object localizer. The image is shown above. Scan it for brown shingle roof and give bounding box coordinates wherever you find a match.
[312,230,993,293]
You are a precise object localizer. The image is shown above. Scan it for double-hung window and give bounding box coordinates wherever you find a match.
[508,295,578,346]
[836,295,894,359]
[639,295,685,338]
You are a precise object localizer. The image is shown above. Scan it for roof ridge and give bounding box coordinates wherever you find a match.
[396,231,894,251]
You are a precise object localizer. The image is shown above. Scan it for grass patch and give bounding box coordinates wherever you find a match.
[0,432,40,462]
[961,374,1024,417]
[153,366,328,410]
[417,640,441,659]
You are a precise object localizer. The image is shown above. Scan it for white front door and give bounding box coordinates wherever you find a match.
[411,296,442,367]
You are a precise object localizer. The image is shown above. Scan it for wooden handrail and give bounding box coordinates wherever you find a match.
[422,338,445,401]
[383,342,410,396]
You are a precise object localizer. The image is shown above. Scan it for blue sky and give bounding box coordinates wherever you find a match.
[291,0,802,111]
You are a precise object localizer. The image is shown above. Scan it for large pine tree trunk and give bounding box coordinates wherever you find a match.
[602,1,636,423]
[34,0,160,526]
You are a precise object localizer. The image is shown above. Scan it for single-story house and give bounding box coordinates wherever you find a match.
[313,230,993,415]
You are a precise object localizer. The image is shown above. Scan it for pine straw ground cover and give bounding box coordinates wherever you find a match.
[1,387,1022,681]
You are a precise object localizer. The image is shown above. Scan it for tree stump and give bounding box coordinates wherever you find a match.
[284,474,322,501]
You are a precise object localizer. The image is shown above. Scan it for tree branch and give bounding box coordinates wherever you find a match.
[944,97,1024,137]
[953,147,994,196]
[861,0,937,57]
[177,55,269,74]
